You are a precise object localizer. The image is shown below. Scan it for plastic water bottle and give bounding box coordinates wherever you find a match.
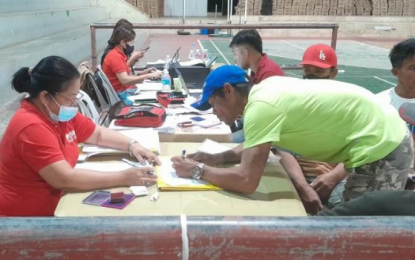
[195,49,201,59]
[204,49,210,63]
[164,55,170,70]
[189,43,196,60]
[188,49,194,60]
[161,69,171,92]
[199,49,206,61]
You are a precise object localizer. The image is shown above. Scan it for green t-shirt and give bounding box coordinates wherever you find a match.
[243,76,407,168]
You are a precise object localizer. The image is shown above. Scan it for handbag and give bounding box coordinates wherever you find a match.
[113,104,166,128]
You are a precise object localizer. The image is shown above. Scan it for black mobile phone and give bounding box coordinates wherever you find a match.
[142,46,150,52]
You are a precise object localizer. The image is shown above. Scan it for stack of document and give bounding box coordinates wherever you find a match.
[127,91,158,104]
[75,162,149,197]
[81,128,160,157]
[197,139,231,154]
[136,81,163,91]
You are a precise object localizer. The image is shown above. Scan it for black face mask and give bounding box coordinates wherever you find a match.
[124,44,134,56]
[303,74,331,80]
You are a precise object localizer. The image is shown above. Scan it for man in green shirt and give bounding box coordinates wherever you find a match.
[172,65,413,205]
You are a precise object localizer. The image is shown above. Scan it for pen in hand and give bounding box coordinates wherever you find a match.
[122,158,154,175]
[182,149,186,160]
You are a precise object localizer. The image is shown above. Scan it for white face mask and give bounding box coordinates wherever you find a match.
[46,95,78,122]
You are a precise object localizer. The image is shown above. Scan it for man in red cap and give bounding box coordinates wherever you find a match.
[300,44,338,80]
[277,44,345,215]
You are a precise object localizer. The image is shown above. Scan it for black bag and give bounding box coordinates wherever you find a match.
[78,62,110,110]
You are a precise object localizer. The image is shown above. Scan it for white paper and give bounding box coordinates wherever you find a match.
[197,139,231,154]
[81,146,124,154]
[136,82,162,91]
[194,119,221,128]
[154,116,177,133]
[179,59,205,67]
[127,91,157,102]
[77,154,88,163]
[146,59,165,65]
[83,128,160,154]
[130,186,149,196]
[75,162,130,172]
[75,162,151,195]
[159,157,211,187]
[182,103,213,115]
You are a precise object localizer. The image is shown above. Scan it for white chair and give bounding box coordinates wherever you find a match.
[78,90,100,124]
[96,65,120,106]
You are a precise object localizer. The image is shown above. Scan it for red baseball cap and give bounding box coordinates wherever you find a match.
[299,44,337,69]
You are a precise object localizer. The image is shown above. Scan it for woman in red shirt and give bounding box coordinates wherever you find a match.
[102,19,146,73]
[102,24,162,102]
[0,56,160,216]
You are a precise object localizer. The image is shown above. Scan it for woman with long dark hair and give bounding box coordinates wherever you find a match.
[101,19,144,69]
[102,20,161,103]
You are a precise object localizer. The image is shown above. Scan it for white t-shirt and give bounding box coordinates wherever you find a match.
[377,87,415,170]
[376,87,415,110]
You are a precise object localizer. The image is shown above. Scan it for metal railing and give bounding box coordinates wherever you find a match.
[1,216,414,260]
[90,23,339,70]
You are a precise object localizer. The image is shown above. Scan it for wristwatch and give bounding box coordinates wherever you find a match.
[191,163,204,179]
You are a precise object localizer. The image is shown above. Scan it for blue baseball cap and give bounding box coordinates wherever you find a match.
[191,65,248,111]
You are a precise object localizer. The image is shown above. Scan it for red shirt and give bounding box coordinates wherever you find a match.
[250,54,285,84]
[0,100,95,216]
[102,47,135,93]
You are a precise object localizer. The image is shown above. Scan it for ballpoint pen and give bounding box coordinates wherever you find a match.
[122,158,154,175]
[182,149,186,159]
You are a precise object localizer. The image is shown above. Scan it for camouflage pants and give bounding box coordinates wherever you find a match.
[343,130,414,202]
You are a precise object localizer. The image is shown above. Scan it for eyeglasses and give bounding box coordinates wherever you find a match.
[54,92,84,107]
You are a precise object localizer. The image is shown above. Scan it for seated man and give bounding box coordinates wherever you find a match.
[278,44,344,214]
[229,29,284,84]
[229,29,285,143]
[171,65,413,215]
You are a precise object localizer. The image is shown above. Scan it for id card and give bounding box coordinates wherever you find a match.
[82,190,110,206]
[101,193,135,210]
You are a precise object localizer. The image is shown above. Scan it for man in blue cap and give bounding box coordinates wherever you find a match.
[171,65,412,210]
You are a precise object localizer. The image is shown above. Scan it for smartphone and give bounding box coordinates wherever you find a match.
[190,116,206,122]
[141,46,150,52]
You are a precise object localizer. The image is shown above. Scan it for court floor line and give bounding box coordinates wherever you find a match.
[282,40,306,51]
[373,76,395,86]
[210,40,230,64]
[197,40,205,52]
[356,42,390,52]
[286,72,301,78]
[335,76,394,78]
